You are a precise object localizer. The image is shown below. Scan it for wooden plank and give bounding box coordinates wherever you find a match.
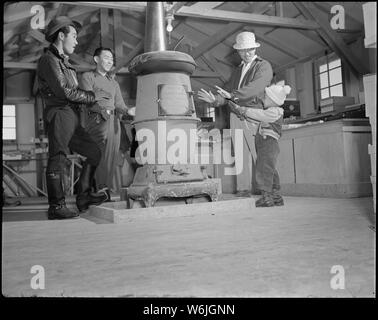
[28,30,49,45]
[294,2,369,76]
[276,2,284,17]
[3,62,37,69]
[200,55,227,83]
[113,40,144,73]
[243,27,302,59]
[81,23,101,54]
[295,29,328,47]
[192,70,221,78]
[174,7,320,29]
[100,8,113,48]
[273,49,327,74]
[113,9,124,65]
[4,2,43,24]
[167,2,190,15]
[314,2,364,28]
[66,5,99,19]
[191,22,242,59]
[188,2,224,11]
[58,2,147,12]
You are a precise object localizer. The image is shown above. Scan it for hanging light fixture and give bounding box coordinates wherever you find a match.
[166,13,174,33]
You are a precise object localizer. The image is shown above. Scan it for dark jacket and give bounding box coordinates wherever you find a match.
[213,56,273,128]
[37,45,95,121]
[214,56,273,107]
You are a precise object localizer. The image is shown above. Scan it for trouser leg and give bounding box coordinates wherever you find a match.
[69,115,108,211]
[45,107,79,219]
[254,133,280,207]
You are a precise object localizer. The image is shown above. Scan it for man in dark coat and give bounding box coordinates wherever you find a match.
[37,16,110,219]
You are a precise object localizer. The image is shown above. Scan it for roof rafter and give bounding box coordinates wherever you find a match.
[294,2,369,76]
[174,6,320,29]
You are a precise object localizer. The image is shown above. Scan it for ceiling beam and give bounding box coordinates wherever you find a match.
[273,49,327,74]
[243,26,302,59]
[4,2,43,24]
[100,8,113,49]
[313,2,364,29]
[58,2,147,12]
[294,2,369,76]
[200,55,227,83]
[81,23,101,54]
[167,2,190,16]
[188,2,224,11]
[113,9,124,65]
[29,29,49,45]
[295,29,329,47]
[191,22,242,59]
[174,6,320,29]
[4,62,38,69]
[189,3,275,60]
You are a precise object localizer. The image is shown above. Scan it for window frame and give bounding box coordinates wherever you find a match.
[314,53,345,109]
[3,104,17,143]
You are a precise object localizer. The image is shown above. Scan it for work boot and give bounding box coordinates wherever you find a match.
[48,199,79,220]
[272,189,284,206]
[76,163,107,212]
[97,187,112,202]
[255,191,274,207]
[46,171,78,220]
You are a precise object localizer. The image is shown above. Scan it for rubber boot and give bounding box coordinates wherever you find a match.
[272,189,284,206]
[46,171,79,220]
[255,191,274,207]
[76,163,107,212]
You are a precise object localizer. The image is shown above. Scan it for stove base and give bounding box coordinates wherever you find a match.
[124,178,222,208]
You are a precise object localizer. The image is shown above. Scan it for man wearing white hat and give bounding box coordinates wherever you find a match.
[198,31,273,196]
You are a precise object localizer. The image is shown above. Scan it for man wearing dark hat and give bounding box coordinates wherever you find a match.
[37,16,111,219]
[198,31,273,197]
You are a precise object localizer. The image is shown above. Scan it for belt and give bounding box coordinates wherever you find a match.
[106,109,115,115]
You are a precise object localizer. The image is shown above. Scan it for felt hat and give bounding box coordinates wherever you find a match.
[45,16,81,42]
[265,84,292,106]
[233,31,261,50]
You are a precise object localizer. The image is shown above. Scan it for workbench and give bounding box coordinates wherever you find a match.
[277,118,373,197]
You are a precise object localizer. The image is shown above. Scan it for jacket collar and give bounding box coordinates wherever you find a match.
[238,55,263,67]
[46,44,75,69]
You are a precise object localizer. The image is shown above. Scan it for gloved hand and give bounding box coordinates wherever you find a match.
[228,100,246,120]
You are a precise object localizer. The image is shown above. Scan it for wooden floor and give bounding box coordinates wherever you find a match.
[2,195,375,297]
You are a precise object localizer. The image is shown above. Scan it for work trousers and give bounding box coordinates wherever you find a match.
[45,106,101,175]
[255,132,281,193]
[86,112,121,190]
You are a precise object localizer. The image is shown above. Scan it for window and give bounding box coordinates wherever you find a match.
[315,53,344,106]
[206,107,215,122]
[3,105,16,140]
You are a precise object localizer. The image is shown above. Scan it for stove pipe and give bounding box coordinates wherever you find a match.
[144,2,167,52]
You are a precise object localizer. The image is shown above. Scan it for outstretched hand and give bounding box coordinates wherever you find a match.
[197,89,216,104]
[215,85,231,99]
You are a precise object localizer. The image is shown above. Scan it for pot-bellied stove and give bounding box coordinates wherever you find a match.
[125,2,221,207]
